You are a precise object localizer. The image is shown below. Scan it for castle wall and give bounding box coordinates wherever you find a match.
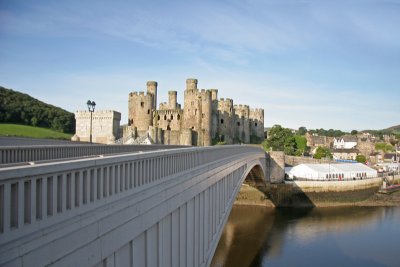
[163,130,181,145]
[154,109,183,132]
[179,129,192,146]
[73,110,121,144]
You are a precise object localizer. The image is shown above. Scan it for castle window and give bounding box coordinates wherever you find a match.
[147,109,150,114]
[171,115,174,120]
[141,102,144,107]
[164,115,167,120]
[255,122,258,127]
[221,119,224,124]
[237,122,240,126]
[177,114,180,120]
[195,109,197,115]
[157,115,160,120]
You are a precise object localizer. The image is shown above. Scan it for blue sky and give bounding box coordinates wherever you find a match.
[0,0,399,131]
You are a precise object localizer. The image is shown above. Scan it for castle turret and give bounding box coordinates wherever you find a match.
[128,90,154,135]
[217,98,235,144]
[186,78,198,91]
[210,89,219,139]
[234,104,250,143]
[250,108,265,142]
[200,90,212,146]
[168,91,177,109]
[210,89,218,101]
[146,81,158,109]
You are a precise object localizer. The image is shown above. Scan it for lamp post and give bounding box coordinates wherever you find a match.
[87,100,96,144]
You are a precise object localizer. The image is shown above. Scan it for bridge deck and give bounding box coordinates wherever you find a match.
[0,145,266,267]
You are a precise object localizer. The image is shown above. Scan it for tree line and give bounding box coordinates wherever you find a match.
[0,86,75,133]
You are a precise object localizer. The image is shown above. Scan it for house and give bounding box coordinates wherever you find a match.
[333,136,358,149]
[383,153,398,162]
[305,133,329,148]
[331,148,360,161]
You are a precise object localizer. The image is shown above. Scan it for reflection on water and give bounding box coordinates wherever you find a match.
[211,206,400,267]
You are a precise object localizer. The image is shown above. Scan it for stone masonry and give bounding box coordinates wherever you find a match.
[72,110,121,144]
[126,78,264,146]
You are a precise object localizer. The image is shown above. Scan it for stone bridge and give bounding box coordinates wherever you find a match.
[0,145,266,267]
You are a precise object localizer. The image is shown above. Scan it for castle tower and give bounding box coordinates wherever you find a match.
[210,89,219,139]
[217,98,235,144]
[168,91,177,109]
[234,104,250,143]
[250,108,265,142]
[183,79,201,145]
[186,78,198,91]
[146,81,158,109]
[210,89,218,101]
[128,82,155,136]
[200,90,212,146]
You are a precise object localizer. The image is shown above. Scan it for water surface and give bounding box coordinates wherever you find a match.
[211,206,400,267]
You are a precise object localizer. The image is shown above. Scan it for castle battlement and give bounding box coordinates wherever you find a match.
[129,91,152,97]
[250,108,264,115]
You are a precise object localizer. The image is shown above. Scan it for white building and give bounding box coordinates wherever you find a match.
[333,136,358,149]
[285,163,377,180]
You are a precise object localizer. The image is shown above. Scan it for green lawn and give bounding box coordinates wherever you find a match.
[0,124,73,140]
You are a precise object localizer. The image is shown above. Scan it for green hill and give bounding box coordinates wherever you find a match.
[0,124,73,140]
[383,125,400,134]
[0,86,75,133]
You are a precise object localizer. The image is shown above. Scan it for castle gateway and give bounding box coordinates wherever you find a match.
[125,78,264,146]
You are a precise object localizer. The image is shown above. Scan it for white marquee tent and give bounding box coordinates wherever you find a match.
[285,163,377,180]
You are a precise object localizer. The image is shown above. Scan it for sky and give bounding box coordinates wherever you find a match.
[0,0,399,131]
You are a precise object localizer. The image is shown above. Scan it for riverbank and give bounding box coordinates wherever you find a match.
[235,177,400,208]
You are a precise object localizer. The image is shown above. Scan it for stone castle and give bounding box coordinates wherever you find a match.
[124,78,264,146]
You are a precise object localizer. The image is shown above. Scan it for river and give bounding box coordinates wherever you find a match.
[211,206,400,267]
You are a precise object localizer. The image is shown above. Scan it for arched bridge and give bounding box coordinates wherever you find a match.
[0,145,266,267]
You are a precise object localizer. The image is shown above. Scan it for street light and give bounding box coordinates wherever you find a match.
[87,100,96,144]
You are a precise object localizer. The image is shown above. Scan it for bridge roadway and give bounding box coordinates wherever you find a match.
[0,145,266,267]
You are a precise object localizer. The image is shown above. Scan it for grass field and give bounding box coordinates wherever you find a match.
[0,124,73,140]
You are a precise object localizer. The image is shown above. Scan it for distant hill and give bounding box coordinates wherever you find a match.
[383,125,400,133]
[0,86,75,133]
[361,124,400,137]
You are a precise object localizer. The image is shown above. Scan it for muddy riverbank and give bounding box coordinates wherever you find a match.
[235,179,400,207]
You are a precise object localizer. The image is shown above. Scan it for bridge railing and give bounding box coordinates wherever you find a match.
[0,144,185,165]
[0,145,263,245]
